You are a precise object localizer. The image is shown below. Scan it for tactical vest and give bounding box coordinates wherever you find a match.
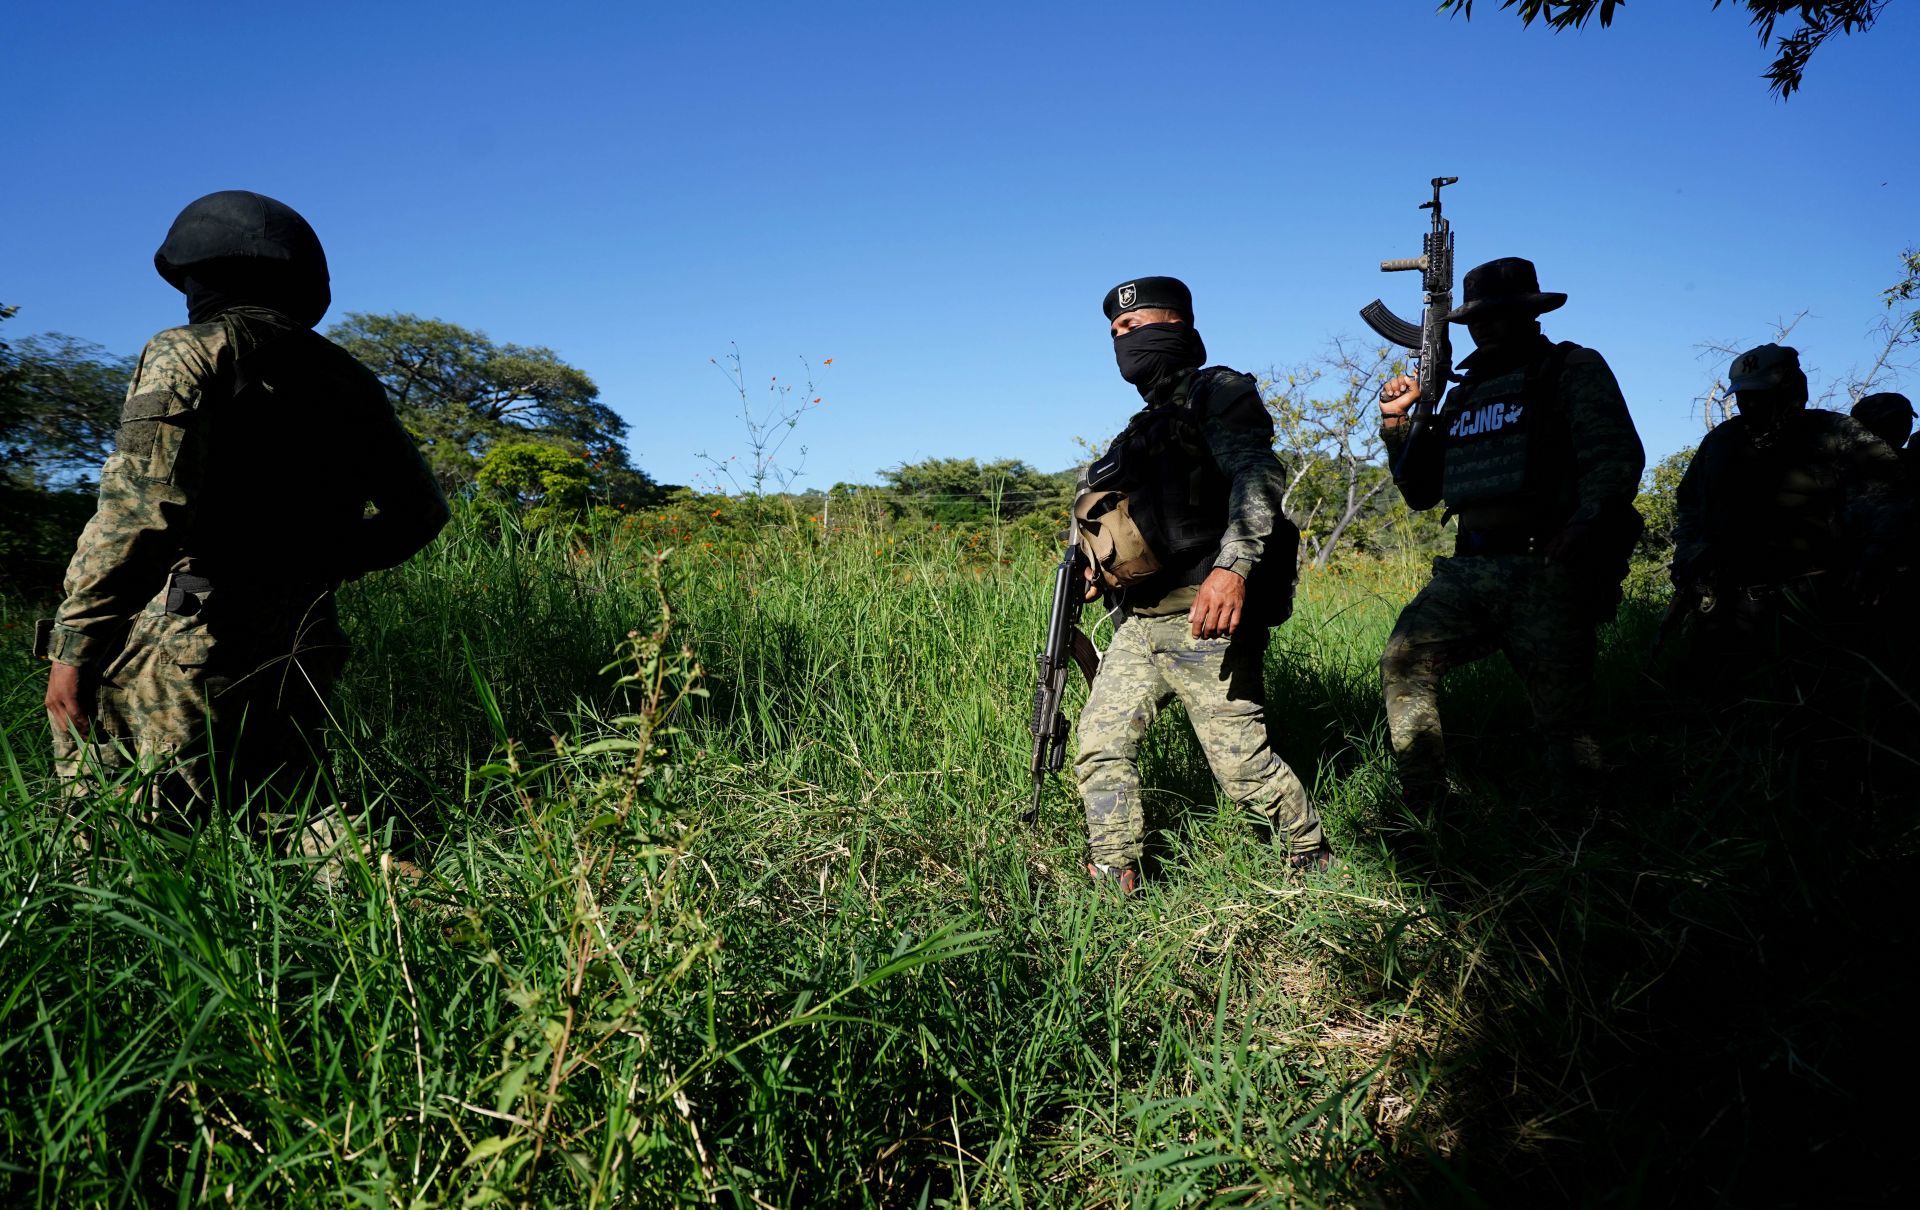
[1440,341,1578,515]
[1083,369,1234,585]
[1079,368,1298,623]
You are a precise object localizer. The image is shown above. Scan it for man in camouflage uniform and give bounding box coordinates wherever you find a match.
[40,191,448,836]
[1377,258,1645,806]
[1673,346,1906,659]
[1073,276,1327,893]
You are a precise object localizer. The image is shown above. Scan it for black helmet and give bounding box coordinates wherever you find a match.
[155,190,331,327]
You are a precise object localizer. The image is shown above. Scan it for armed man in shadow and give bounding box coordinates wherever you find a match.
[38,190,449,858]
[1671,346,1908,694]
[1376,258,1646,809]
[1071,276,1329,895]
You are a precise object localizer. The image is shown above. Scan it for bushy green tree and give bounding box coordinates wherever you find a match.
[328,312,656,505]
[1,320,130,490]
[476,440,594,530]
[1,307,134,593]
[1630,447,1694,593]
[875,457,1072,525]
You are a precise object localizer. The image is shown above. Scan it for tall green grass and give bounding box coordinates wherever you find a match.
[2,507,1914,1206]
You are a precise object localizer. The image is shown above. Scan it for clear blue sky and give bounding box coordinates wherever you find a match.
[4,1,1914,489]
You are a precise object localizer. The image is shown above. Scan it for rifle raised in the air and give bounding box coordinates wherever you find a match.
[1360,175,1459,485]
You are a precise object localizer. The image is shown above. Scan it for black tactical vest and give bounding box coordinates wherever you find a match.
[1087,368,1234,586]
[1440,341,1577,516]
[1088,368,1297,622]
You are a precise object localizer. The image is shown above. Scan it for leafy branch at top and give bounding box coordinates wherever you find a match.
[1437,0,1890,97]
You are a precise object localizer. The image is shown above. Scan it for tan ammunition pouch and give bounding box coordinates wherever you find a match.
[1074,490,1163,590]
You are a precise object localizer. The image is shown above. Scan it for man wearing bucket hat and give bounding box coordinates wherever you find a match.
[1670,346,1907,651]
[1070,276,1327,893]
[1375,258,1646,808]
[39,190,448,844]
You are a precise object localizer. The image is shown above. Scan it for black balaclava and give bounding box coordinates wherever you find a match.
[154,190,331,328]
[1114,323,1207,404]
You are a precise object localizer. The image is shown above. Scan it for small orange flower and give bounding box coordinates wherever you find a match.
[822,358,833,365]
[710,508,722,518]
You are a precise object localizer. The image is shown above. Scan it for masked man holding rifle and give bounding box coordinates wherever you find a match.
[1376,257,1645,809]
[1070,276,1329,894]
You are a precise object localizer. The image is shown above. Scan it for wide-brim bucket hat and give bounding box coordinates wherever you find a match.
[1447,257,1567,323]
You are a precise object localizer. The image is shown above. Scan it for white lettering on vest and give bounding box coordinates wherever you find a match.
[1448,401,1525,438]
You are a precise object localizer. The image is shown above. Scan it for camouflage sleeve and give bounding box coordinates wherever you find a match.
[1559,348,1645,525]
[47,328,216,666]
[342,375,449,579]
[1200,373,1289,579]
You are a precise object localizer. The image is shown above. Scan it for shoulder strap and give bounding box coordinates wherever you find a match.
[1527,341,1580,407]
[1184,366,1221,418]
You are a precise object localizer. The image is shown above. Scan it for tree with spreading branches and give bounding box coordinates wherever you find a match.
[328,311,656,506]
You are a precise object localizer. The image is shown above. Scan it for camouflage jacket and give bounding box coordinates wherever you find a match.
[1673,408,1908,588]
[1384,335,1645,533]
[48,308,448,667]
[1113,366,1292,617]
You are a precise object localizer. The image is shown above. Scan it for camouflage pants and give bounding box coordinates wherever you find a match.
[1075,612,1321,866]
[52,598,348,846]
[1380,555,1601,797]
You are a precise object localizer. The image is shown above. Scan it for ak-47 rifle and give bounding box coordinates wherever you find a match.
[1025,515,1101,824]
[1360,175,1459,485]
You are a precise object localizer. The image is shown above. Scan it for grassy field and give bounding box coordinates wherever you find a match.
[1,507,1914,1207]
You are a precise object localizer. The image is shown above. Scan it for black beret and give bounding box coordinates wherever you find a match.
[1102,276,1194,323]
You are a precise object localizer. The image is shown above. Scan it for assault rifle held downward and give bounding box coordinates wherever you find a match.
[1360,175,1459,486]
[1025,516,1100,824]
